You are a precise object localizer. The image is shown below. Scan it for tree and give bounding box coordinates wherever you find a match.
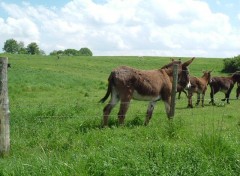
[27,42,40,55]
[18,41,28,54]
[3,39,19,53]
[79,47,93,56]
[64,49,79,56]
[222,55,240,73]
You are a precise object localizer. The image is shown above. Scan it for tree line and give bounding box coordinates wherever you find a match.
[222,55,240,73]
[2,38,93,56]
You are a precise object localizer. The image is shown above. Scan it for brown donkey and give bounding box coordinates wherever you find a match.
[187,71,212,108]
[209,71,240,104]
[99,57,195,126]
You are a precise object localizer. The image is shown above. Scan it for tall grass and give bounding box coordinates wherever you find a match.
[0,54,239,175]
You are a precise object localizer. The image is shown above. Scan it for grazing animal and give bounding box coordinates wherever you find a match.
[187,71,212,108]
[99,57,195,126]
[209,71,240,105]
[236,82,240,99]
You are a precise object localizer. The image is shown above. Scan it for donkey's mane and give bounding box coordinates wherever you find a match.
[161,61,181,69]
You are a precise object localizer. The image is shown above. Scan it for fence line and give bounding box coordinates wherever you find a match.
[9,97,240,108]
[9,99,239,117]
[0,57,10,157]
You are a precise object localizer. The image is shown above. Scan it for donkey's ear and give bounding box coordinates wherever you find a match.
[182,57,195,67]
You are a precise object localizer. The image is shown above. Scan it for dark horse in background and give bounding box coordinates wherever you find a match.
[99,57,195,126]
[209,71,240,105]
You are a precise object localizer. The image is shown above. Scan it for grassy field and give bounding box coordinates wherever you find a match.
[0,54,239,175]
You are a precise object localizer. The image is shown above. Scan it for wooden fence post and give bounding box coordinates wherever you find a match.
[169,64,178,118]
[0,57,10,157]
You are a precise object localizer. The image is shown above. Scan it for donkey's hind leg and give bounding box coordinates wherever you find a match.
[102,91,119,127]
[144,101,157,125]
[117,92,133,125]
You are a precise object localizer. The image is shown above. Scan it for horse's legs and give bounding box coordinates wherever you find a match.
[187,92,193,108]
[178,89,187,99]
[102,90,119,126]
[201,93,205,107]
[225,86,233,104]
[209,87,217,105]
[183,90,188,98]
[144,101,157,125]
[196,93,200,106]
[117,93,132,125]
[164,97,172,119]
[178,91,181,99]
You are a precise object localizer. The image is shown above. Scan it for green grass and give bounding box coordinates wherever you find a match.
[0,54,239,175]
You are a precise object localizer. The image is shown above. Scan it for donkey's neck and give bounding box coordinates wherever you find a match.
[160,69,174,83]
[201,74,211,83]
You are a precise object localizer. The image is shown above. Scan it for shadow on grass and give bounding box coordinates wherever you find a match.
[76,115,145,133]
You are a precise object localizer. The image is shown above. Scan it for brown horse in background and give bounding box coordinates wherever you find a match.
[99,57,195,126]
[209,71,240,104]
[187,71,212,108]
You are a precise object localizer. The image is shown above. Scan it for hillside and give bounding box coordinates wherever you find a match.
[0,54,239,175]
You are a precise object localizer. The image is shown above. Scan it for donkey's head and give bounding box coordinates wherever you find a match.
[202,70,212,84]
[162,57,195,89]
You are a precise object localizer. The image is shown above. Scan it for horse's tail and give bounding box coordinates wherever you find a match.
[99,72,114,103]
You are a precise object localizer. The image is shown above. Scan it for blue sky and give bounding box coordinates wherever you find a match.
[0,0,240,57]
[207,0,240,27]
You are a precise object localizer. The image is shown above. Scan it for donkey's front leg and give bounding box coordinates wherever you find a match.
[209,89,216,105]
[144,101,157,125]
[164,97,172,119]
[187,92,193,108]
[201,93,205,107]
[196,93,200,106]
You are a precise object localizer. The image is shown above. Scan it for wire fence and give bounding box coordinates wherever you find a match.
[9,96,240,120]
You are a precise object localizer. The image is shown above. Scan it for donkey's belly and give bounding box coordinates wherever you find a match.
[132,91,161,101]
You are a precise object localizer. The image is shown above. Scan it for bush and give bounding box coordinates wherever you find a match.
[222,55,240,73]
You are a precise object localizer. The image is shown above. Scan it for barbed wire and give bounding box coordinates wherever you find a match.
[9,96,240,107]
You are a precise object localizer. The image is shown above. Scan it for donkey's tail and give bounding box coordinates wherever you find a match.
[99,72,114,103]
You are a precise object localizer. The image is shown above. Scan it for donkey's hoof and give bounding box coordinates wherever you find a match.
[221,98,226,101]
[187,104,193,108]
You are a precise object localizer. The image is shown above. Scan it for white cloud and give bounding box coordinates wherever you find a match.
[0,0,240,57]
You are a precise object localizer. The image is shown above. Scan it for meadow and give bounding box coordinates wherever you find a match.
[0,54,239,175]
